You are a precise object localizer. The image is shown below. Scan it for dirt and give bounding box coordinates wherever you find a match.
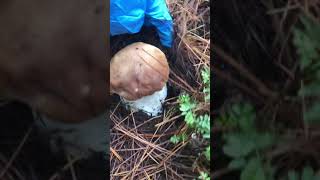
[0,101,107,179]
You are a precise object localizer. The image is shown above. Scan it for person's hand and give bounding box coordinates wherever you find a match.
[0,0,107,123]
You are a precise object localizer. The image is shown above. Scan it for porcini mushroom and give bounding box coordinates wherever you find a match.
[110,42,170,116]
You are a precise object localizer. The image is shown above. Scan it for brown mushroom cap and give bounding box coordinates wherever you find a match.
[110,42,169,101]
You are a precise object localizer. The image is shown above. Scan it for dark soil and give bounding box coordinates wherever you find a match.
[213,0,281,177]
[0,101,107,180]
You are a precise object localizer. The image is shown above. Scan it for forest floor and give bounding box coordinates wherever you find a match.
[213,1,320,179]
[110,0,210,179]
[0,0,211,180]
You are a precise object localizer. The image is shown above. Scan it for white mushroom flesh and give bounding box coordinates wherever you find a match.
[121,84,167,117]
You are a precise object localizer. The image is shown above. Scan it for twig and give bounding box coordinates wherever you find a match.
[212,168,234,179]
[0,126,33,179]
[67,154,78,180]
[212,66,263,102]
[48,155,82,180]
[212,44,277,99]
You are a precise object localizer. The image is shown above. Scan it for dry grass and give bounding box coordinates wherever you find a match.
[110,0,210,179]
[0,127,31,180]
[168,0,210,90]
[110,101,192,180]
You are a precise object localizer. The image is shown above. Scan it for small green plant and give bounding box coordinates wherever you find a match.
[215,14,320,180]
[169,133,188,144]
[170,66,211,143]
[196,114,210,139]
[204,146,210,161]
[219,102,320,180]
[176,93,210,139]
[293,16,320,72]
[178,93,197,127]
[170,67,211,179]
[198,171,210,180]
[294,15,320,124]
[219,103,276,180]
[287,166,320,180]
[201,67,210,102]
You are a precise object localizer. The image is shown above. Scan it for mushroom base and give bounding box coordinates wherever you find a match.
[121,84,167,117]
[34,112,108,158]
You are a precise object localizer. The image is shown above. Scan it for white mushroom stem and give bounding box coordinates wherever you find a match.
[34,112,108,158]
[121,84,168,117]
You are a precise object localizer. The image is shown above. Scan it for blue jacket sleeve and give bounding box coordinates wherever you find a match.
[145,0,174,47]
[110,0,173,47]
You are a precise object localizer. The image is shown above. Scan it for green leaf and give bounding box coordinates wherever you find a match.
[185,111,196,126]
[254,133,275,150]
[302,166,314,180]
[196,114,210,138]
[201,67,210,85]
[198,171,210,180]
[170,135,180,144]
[216,113,237,128]
[228,158,246,169]
[201,67,211,103]
[203,87,210,102]
[223,134,256,158]
[204,146,210,161]
[293,16,320,71]
[286,167,320,180]
[181,133,188,142]
[227,103,256,132]
[240,157,266,180]
[299,83,320,97]
[231,104,241,115]
[238,104,256,132]
[293,14,320,127]
[288,170,298,180]
[170,133,188,144]
[180,103,192,112]
[304,103,320,124]
[203,133,210,139]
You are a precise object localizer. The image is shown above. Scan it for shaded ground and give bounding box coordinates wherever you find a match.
[109,27,194,179]
[0,101,107,179]
[213,0,320,179]
[109,0,210,179]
